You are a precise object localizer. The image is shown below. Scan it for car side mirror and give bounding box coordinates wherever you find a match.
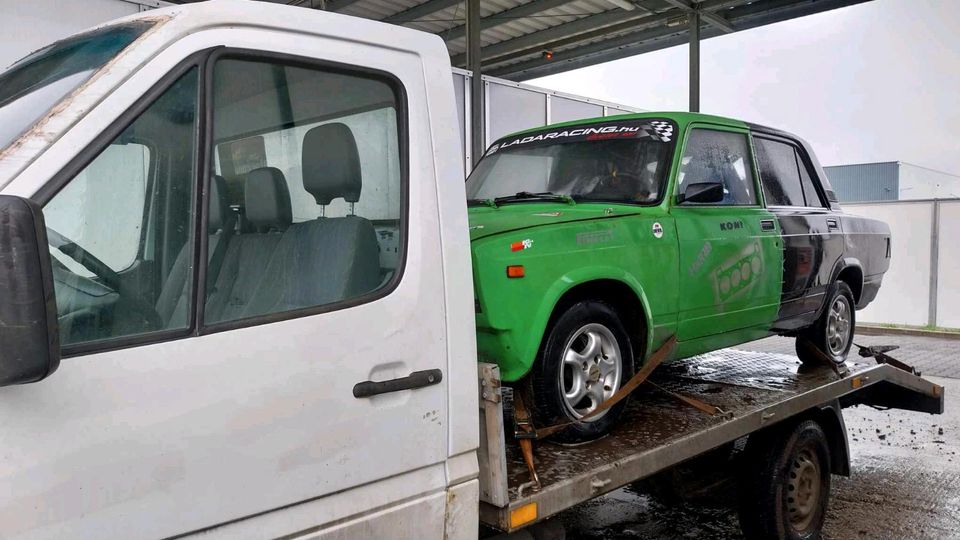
[0,195,60,387]
[677,181,724,204]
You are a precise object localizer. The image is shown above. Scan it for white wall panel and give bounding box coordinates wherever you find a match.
[937,200,960,328]
[0,0,142,70]
[846,201,932,326]
[487,83,546,144]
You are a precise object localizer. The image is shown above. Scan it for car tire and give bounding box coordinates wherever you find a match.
[528,300,635,443]
[796,281,855,366]
[737,419,832,540]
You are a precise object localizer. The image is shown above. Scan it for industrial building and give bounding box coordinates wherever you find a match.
[825,161,960,202]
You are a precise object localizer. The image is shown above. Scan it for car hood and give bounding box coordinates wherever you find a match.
[468,203,617,241]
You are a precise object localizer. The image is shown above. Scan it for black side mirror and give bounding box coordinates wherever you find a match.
[0,195,59,386]
[677,181,724,204]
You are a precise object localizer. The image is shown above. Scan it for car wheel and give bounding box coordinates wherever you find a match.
[529,300,635,443]
[737,419,832,540]
[796,281,855,366]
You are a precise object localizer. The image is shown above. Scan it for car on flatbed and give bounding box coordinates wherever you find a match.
[466,113,892,440]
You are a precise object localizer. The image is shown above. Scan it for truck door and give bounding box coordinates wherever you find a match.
[0,35,450,539]
[670,126,782,347]
[753,134,844,328]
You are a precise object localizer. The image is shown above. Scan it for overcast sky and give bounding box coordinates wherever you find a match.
[530,0,960,174]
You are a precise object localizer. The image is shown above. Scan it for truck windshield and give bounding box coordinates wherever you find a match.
[0,22,153,153]
[466,119,675,205]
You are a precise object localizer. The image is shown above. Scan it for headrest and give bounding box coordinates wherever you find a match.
[244,167,292,231]
[208,174,232,232]
[302,123,362,206]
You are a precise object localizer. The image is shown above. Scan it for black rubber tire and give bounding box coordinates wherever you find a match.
[796,281,856,366]
[528,300,635,443]
[737,419,832,540]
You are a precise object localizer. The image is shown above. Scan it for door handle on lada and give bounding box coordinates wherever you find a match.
[353,369,444,398]
[827,219,839,231]
[760,219,776,232]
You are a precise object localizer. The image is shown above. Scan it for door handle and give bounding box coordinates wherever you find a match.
[826,219,839,231]
[760,219,776,232]
[353,369,443,398]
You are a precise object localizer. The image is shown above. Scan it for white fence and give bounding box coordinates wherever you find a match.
[846,199,960,329]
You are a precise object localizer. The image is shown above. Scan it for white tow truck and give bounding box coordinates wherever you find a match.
[0,2,944,539]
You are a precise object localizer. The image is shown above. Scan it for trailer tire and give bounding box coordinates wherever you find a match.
[529,300,634,443]
[737,419,832,540]
[796,281,855,366]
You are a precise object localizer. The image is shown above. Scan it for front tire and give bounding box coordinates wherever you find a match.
[529,300,635,443]
[796,281,855,366]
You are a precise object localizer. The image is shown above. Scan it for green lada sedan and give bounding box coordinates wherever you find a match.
[467,112,891,441]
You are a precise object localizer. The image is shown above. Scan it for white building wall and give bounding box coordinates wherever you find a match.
[898,162,960,200]
[937,200,960,328]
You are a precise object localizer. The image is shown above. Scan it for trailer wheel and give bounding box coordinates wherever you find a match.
[796,281,855,366]
[529,300,634,443]
[738,419,832,540]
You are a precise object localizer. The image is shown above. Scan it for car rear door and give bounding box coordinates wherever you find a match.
[753,133,843,329]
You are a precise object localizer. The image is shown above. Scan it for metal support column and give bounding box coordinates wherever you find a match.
[688,10,700,113]
[929,199,941,327]
[468,0,485,162]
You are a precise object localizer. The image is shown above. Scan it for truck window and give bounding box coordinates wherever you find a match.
[754,137,806,207]
[43,68,199,347]
[677,129,757,206]
[204,56,403,324]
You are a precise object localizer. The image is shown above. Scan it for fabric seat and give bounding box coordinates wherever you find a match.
[156,174,234,327]
[204,166,292,323]
[242,123,381,315]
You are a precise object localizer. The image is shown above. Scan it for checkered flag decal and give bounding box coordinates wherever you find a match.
[647,120,674,142]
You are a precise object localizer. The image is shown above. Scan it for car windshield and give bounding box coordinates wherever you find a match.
[466,119,675,205]
[0,22,153,153]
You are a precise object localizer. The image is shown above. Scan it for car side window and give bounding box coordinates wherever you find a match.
[678,129,757,205]
[203,57,404,325]
[754,137,806,207]
[43,68,199,347]
[796,151,827,207]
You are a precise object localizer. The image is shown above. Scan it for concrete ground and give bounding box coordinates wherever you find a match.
[558,333,960,539]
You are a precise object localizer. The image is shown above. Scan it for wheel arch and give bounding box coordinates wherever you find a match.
[537,270,653,373]
[832,258,864,305]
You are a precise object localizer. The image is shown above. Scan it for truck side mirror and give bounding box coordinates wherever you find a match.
[677,181,724,204]
[0,195,60,387]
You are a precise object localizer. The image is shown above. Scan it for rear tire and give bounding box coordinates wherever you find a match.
[796,281,855,366]
[737,419,832,540]
[528,300,635,443]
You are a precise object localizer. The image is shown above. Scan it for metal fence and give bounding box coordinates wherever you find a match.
[845,198,960,329]
[451,68,642,174]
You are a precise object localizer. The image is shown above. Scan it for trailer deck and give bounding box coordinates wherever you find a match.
[477,349,945,532]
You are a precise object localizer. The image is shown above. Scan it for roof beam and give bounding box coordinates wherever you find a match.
[325,0,367,11]
[661,0,735,33]
[492,0,870,80]
[382,0,462,24]
[449,0,746,66]
[441,0,585,42]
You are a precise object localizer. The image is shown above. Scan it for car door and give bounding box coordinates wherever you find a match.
[0,30,449,540]
[670,125,782,349]
[753,133,844,329]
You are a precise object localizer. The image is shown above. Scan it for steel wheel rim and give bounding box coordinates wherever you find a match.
[826,295,851,355]
[558,323,623,422]
[787,448,822,532]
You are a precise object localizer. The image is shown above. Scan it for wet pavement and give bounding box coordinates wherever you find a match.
[558,335,960,539]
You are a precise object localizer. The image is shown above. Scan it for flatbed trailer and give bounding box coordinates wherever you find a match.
[476,348,945,534]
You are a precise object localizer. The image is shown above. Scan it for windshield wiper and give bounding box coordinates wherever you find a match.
[467,198,498,208]
[493,191,575,205]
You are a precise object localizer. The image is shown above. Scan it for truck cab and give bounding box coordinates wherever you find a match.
[0,2,478,537]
